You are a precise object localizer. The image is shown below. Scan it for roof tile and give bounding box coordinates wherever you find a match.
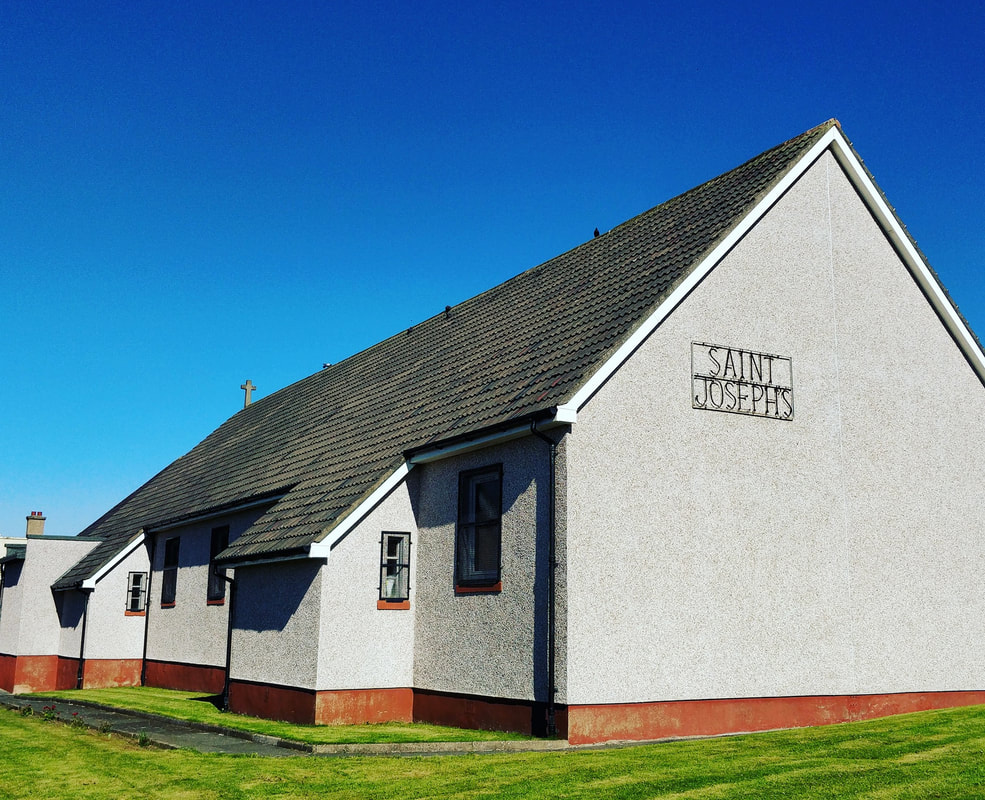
[53,121,836,587]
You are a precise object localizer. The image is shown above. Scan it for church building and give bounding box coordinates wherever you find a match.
[3,120,984,744]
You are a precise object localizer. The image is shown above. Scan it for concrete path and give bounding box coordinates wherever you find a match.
[0,693,573,757]
[1,694,296,756]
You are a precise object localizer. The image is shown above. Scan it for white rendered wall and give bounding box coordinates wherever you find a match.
[230,481,419,692]
[0,537,97,657]
[315,478,418,690]
[84,543,150,660]
[565,151,985,705]
[145,507,265,667]
[232,559,322,689]
[0,562,25,652]
[413,437,551,701]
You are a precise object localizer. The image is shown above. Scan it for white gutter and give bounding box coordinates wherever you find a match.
[307,416,576,560]
[81,530,145,590]
[407,421,538,465]
[219,551,315,570]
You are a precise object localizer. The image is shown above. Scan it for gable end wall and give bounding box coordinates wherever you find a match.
[566,150,985,707]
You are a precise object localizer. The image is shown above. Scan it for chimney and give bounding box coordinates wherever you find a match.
[25,511,46,537]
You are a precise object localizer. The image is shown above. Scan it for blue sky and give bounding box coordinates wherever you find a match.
[1,1,983,537]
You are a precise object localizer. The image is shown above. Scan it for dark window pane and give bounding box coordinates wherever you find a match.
[455,466,502,586]
[127,571,147,613]
[161,538,179,605]
[208,526,229,602]
[475,478,499,522]
[473,523,500,573]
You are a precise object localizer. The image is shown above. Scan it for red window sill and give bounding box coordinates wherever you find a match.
[455,581,502,595]
[160,602,176,609]
[206,598,226,606]
[377,599,410,610]
[124,610,146,617]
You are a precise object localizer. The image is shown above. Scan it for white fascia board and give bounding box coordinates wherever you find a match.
[220,551,313,570]
[81,530,145,590]
[826,131,985,381]
[408,421,537,465]
[308,417,572,560]
[308,461,413,559]
[558,126,961,416]
[553,405,578,424]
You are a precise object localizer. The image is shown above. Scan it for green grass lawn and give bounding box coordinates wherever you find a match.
[31,686,530,743]
[4,703,985,799]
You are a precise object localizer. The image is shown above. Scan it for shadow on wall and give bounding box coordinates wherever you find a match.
[234,559,322,633]
[53,589,85,628]
[411,448,552,703]
[3,562,21,588]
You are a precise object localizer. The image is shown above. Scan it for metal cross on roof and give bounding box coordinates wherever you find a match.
[241,379,257,408]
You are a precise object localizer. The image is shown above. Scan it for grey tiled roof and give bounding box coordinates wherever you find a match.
[52,120,836,589]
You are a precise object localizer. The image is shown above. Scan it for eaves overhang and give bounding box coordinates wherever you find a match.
[0,543,26,564]
[79,530,146,591]
[305,407,575,562]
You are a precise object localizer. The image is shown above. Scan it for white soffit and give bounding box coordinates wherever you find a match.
[556,127,985,418]
[82,530,145,590]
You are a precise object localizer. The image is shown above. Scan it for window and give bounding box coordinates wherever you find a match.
[161,537,179,607]
[207,525,229,604]
[456,465,503,589]
[378,532,410,608]
[126,571,147,614]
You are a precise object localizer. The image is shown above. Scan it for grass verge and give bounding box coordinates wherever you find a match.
[31,686,531,743]
[5,703,985,798]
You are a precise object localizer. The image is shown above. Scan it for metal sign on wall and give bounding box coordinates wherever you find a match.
[692,342,794,420]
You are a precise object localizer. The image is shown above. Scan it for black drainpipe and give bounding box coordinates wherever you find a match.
[530,421,558,737]
[76,588,93,689]
[219,571,237,711]
[139,565,155,686]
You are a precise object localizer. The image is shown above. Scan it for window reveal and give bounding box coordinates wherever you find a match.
[161,537,180,607]
[208,525,229,604]
[126,571,148,614]
[378,532,411,607]
[456,465,503,589]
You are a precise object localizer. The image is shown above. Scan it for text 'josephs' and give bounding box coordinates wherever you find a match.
[691,342,793,420]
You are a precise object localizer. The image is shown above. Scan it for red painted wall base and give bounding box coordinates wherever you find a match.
[228,681,414,725]
[413,689,544,735]
[565,691,985,745]
[144,659,225,695]
[82,659,143,689]
[6,652,983,745]
[228,686,985,742]
[0,653,16,692]
[317,687,413,725]
[0,654,80,694]
[229,681,316,724]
